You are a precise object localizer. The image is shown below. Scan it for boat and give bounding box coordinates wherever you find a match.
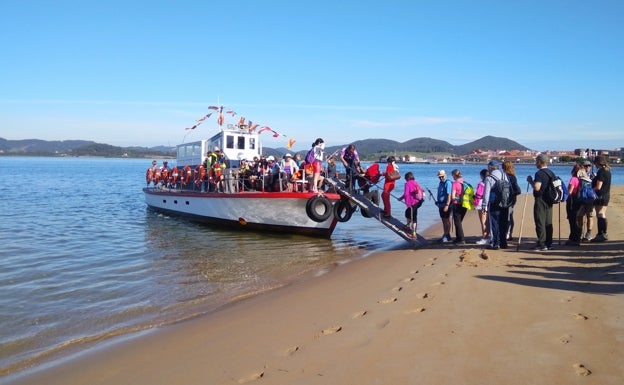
[143,123,343,237]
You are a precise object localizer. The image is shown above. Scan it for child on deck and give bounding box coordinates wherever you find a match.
[397,172,424,238]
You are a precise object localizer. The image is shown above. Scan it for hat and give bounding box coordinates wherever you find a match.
[536,154,549,164]
[577,169,592,182]
[285,153,292,158]
[582,160,591,166]
[437,170,446,177]
[163,160,168,164]
[267,155,275,161]
[487,160,499,167]
[152,160,157,165]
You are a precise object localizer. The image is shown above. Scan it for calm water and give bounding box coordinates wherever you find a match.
[0,157,621,378]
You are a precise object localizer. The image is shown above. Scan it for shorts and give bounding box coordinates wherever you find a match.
[576,204,594,218]
[405,205,418,222]
[438,206,451,219]
[313,160,322,173]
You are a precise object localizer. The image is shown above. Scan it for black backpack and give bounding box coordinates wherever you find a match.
[490,174,512,209]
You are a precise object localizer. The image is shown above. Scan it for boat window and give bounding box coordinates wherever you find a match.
[237,136,245,149]
[249,137,256,150]
[226,135,234,149]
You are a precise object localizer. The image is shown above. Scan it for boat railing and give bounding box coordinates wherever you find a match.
[145,167,313,193]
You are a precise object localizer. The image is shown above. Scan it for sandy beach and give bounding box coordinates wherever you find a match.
[7,187,624,385]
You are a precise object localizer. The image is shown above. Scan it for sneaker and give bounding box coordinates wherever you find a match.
[476,238,489,245]
[438,236,450,243]
[590,233,607,242]
[582,231,592,242]
[532,245,548,251]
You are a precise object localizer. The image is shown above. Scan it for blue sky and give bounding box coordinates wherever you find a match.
[1,0,622,152]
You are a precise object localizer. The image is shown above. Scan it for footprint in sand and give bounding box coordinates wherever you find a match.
[573,363,591,376]
[404,277,415,283]
[238,371,264,383]
[352,310,367,319]
[405,307,426,314]
[424,262,435,267]
[411,270,419,275]
[378,297,398,304]
[561,296,575,303]
[286,346,299,356]
[321,326,342,335]
[392,286,403,292]
[416,292,429,299]
[573,313,589,320]
[432,281,445,287]
[558,334,572,344]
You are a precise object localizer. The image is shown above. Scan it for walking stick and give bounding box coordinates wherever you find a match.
[516,183,531,252]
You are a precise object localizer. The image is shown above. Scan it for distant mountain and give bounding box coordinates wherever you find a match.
[0,138,175,157]
[0,136,530,158]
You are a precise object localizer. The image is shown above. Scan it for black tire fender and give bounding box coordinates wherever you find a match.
[333,199,354,223]
[306,195,333,222]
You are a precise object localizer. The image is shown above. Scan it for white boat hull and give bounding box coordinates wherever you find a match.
[143,188,341,237]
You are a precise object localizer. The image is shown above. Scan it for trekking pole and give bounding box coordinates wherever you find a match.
[516,183,531,252]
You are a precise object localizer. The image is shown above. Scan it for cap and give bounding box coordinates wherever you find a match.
[487,160,500,167]
[285,153,292,157]
[582,160,591,166]
[267,155,275,161]
[437,170,446,177]
[536,154,549,164]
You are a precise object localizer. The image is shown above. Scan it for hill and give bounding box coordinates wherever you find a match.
[0,136,530,158]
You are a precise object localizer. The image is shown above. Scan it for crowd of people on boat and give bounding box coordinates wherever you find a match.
[146,140,612,247]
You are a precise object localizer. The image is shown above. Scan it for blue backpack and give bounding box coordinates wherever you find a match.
[577,179,597,204]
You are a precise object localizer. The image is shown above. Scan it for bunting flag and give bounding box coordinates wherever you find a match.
[226,109,236,116]
[238,116,246,126]
[287,138,296,149]
[217,106,224,126]
[196,113,212,122]
[258,126,272,134]
[248,121,259,132]
[208,106,219,111]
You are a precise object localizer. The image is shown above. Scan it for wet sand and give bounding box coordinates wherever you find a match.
[7,188,624,384]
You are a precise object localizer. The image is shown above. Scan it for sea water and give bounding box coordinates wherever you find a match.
[0,156,620,377]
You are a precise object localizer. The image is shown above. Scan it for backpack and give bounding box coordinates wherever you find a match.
[305,148,315,164]
[412,182,424,208]
[577,179,597,204]
[507,173,522,205]
[490,174,512,209]
[541,169,567,204]
[461,182,475,210]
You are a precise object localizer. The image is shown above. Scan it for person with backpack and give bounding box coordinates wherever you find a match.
[579,160,595,241]
[481,160,510,250]
[308,138,325,193]
[339,144,360,191]
[590,155,612,242]
[474,169,490,245]
[565,163,584,246]
[397,172,424,239]
[449,169,468,245]
[502,160,522,241]
[436,169,453,243]
[526,154,555,251]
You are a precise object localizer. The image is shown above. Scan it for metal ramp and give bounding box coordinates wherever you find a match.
[325,177,427,246]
